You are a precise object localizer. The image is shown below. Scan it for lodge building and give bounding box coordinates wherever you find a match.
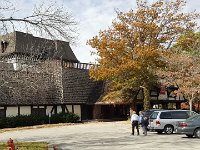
[0,31,187,121]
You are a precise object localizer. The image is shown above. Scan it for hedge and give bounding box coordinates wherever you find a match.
[0,112,80,129]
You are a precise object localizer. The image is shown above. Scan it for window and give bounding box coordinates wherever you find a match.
[150,112,159,119]
[1,40,9,53]
[160,112,172,119]
[186,115,200,122]
[0,109,6,118]
[171,111,189,119]
[32,107,46,117]
[144,110,154,118]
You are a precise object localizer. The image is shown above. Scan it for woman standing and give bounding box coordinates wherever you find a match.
[139,111,148,136]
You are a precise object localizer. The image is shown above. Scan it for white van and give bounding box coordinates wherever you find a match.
[148,110,197,134]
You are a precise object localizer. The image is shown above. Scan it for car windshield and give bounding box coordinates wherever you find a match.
[186,114,200,122]
[150,112,159,119]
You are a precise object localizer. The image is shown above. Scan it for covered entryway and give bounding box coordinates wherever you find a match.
[93,103,129,120]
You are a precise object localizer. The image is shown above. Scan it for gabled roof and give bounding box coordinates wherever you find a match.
[0,31,79,62]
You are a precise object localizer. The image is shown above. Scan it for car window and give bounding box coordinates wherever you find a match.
[160,112,172,119]
[186,115,200,122]
[186,111,198,117]
[171,111,189,119]
[144,111,153,117]
[150,112,159,119]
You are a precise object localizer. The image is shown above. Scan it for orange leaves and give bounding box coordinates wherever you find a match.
[87,0,200,96]
[113,22,128,32]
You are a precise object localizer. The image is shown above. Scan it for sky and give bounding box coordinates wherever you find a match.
[9,0,200,63]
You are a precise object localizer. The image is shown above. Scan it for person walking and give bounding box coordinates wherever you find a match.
[139,111,148,136]
[131,111,139,135]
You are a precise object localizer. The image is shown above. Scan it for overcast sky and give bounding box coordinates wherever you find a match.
[12,0,200,63]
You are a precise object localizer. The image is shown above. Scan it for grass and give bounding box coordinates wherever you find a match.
[0,142,48,150]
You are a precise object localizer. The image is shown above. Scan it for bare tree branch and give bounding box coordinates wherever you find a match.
[0,1,78,44]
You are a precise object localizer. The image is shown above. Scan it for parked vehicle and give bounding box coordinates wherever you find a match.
[143,109,163,122]
[148,110,197,134]
[175,114,200,138]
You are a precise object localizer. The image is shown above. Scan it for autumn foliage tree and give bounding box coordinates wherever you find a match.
[164,31,200,111]
[88,0,200,110]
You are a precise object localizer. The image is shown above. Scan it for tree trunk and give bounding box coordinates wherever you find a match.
[143,85,151,110]
[189,99,192,112]
[189,93,194,112]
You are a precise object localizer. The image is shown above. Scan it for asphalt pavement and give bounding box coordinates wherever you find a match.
[0,121,199,150]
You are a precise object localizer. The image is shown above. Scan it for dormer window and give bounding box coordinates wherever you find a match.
[1,40,9,53]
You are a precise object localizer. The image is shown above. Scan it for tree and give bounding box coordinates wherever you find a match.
[164,31,200,111]
[87,0,199,110]
[173,31,200,56]
[0,0,77,43]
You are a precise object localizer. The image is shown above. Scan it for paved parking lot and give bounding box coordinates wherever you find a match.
[0,121,199,150]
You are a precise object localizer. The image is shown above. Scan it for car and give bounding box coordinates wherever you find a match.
[175,114,200,138]
[143,109,164,123]
[143,109,164,131]
[143,109,162,119]
[148,110,197,134]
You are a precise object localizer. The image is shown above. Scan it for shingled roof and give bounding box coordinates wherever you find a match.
[0,61,104,105]
[0,68,61,105]
[0,31,79,62]
[0,32,104,106]
[62,68,103,104]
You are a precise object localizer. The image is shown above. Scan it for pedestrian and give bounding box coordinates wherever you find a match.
[139,111,148,136]
[139,111,143,125]
[131,111,139,135]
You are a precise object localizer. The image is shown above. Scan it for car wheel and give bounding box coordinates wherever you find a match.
[194,128,200,138]
[164,125,174,134]
[186,134,193,138]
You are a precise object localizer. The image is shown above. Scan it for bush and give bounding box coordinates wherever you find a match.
[50,112,80,124]
[0,112,80,129]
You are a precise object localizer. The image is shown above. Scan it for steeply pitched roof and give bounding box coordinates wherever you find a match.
[0,31,79,62]
[0,62,104,105]
[62,68,103,104]
[0,68,61,105]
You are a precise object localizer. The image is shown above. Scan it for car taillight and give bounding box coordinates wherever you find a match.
[156,120,160,125]
[180,123,187,127]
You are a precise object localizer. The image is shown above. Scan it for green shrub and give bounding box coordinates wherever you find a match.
[0,112,80,129]
[50,112,80,123]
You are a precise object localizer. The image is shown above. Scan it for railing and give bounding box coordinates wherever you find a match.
[0,54,99,70]
[62,61,98,70]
